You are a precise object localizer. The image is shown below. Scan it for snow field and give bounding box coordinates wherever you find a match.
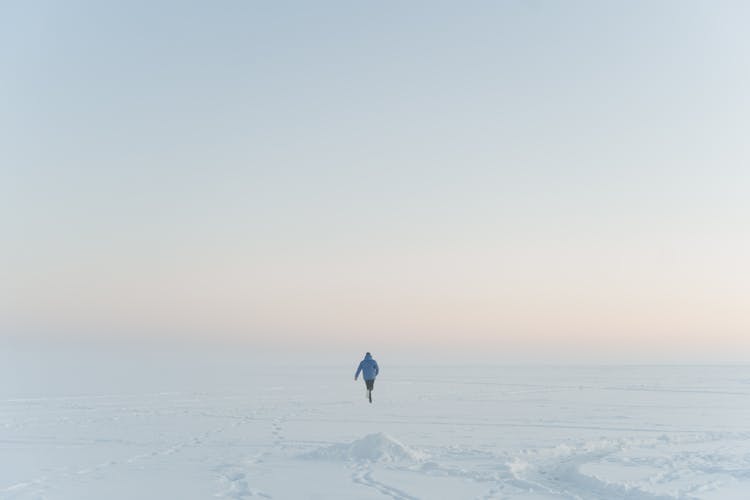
[1,356,749,499]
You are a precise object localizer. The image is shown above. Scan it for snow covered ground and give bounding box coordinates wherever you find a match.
[1,350,749,499]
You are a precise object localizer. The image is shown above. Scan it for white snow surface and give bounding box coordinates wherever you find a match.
[1,349,749,499]
[303,432,428,463]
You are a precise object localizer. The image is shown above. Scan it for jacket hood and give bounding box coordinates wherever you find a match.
[364,353,372,359]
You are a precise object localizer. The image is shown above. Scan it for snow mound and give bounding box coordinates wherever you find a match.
[303,433,427,463]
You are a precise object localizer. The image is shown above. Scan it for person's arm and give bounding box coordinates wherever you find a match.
[355,362,363,380]
[374,361,379,376]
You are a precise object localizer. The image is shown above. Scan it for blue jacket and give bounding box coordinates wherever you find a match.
[355,353,379,381]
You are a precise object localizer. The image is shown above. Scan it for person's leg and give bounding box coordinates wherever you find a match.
[365,379,374,402]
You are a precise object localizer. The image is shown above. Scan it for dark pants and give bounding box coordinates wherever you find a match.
[364,379,375,390]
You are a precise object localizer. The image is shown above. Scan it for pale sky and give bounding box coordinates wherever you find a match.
[2,1,749,361]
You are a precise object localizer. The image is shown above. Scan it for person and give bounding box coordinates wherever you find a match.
[354,352,379,403]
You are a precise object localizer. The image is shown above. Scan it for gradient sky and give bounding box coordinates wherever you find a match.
[2,1,749,361]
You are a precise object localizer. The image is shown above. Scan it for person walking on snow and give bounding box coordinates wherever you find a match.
[355,352,379,403]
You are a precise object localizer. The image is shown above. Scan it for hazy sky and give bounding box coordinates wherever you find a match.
[3,1,749,361]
